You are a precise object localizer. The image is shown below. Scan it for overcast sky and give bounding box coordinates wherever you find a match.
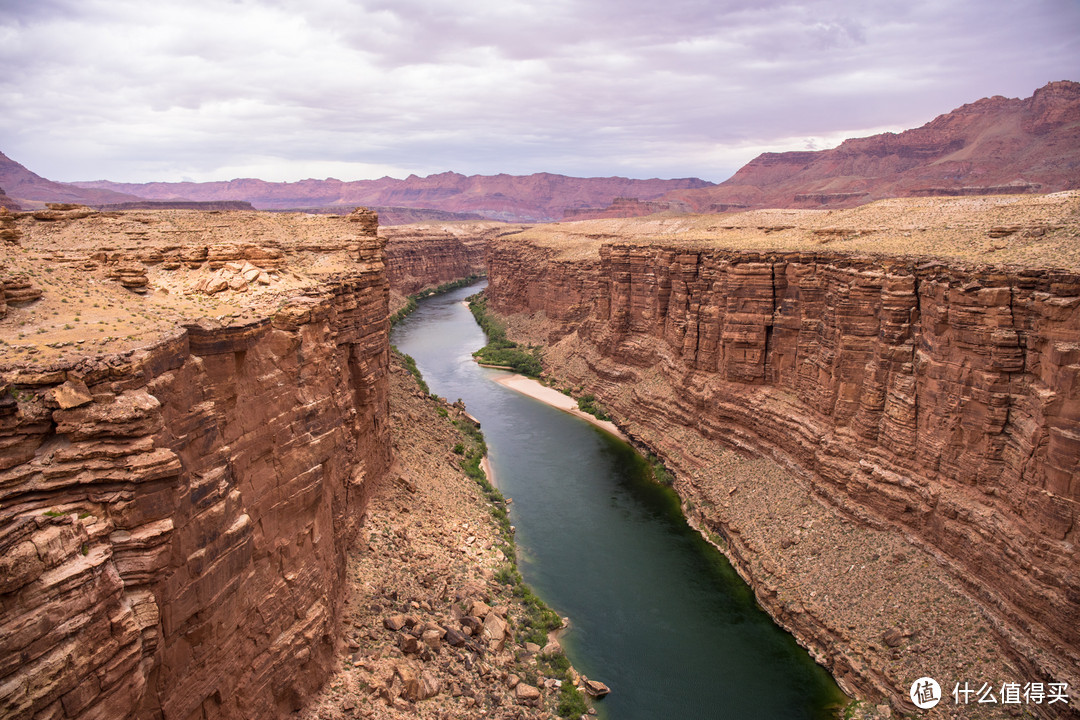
[1,0,1077,184]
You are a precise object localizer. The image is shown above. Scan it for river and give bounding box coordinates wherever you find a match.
[390,282,846,720]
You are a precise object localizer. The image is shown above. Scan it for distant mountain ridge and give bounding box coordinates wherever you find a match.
[0,151,143,207]
[5,80,1077,221]
[72,171,714,222]
[656,80,1080,212]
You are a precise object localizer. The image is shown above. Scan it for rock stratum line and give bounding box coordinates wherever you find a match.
[483,193,1080,717]
[0,207,491,719]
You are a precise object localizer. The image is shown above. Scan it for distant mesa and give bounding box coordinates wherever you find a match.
[655,79,1080,212]
[95,200,257,211]
[1,149,713,224]
[561,196,696,221]
[279,205,487,224]
[70,172,714,224]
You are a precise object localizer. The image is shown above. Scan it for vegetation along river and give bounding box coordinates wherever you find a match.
[390,282,847,720]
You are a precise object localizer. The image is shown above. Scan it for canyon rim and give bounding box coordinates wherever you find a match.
[2,81,1079,720]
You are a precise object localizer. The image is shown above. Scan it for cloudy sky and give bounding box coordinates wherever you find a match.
[1,0,1077,184]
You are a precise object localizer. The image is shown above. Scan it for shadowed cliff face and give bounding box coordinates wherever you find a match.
[0,212,393,719]
[381,222,500,297]
[483,202,1080,713]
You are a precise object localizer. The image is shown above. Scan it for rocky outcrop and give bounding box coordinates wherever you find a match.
[0,207,19,242]
[484,218,1080,713]
[1,275,43,307]
[662,80,1080,211]
[280,206,487,225]
[0,222,391,719]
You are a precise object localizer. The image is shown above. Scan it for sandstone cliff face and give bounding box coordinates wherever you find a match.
[485,226,1080,710]
[1,219,391,719]
[382,223,495,297]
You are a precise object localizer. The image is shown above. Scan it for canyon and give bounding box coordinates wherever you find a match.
[3,191,1080,719]
[0,206,521,720]
[482,192,1080,716]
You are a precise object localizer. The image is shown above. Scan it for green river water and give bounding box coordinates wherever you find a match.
[390,283,847,720]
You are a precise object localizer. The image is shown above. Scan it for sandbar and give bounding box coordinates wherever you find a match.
[493,374,628,441]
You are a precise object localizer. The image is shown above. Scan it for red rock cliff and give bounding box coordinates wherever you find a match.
[0,228,391,718]
[484,208,1080,711]
[383,223,497,297]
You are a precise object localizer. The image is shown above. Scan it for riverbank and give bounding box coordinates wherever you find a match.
[493,373,628,441]
[298,355,590,720]
[497,308,1054,719]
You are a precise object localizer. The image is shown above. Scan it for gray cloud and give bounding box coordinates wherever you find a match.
[1,0,1077,183]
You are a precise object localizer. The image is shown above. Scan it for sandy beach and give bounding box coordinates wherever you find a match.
[493,374,629,441]
[480,456,497,487]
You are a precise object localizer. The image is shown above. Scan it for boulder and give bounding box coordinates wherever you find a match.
[514,683,541,707]
[482,612,508,647]
[383,614,407,631]
[469,600,492,618]
[205,274,228,295]
[421,629,443,650]
[443,626,466,647]
[48,380,93,410]
[583,678,610,698]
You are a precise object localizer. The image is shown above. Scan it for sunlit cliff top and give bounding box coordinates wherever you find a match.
[507,192,1080,269]
[0,208,379,368]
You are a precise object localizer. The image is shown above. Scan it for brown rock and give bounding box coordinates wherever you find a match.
[882,628,904,648]
[469,599,492,618]
[399,635,421,654]
[384,614,408,631]
[583,678,611,698]
[443,626,466,647]
[482,612,508,649]
[421,629,443,650]
[204,273,228,295]
[48,380,93,410]
[514,683,541,707]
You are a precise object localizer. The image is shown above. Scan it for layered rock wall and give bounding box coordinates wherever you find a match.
[486,238,1080,707]
[1,234,391,719]
[383,229,487,297]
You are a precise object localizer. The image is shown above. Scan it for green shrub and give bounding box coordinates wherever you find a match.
[647,453,674,486]
[576,393,610,421]
[396,350,430,394]
[467,294,544,377]
[557,682,589,719]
